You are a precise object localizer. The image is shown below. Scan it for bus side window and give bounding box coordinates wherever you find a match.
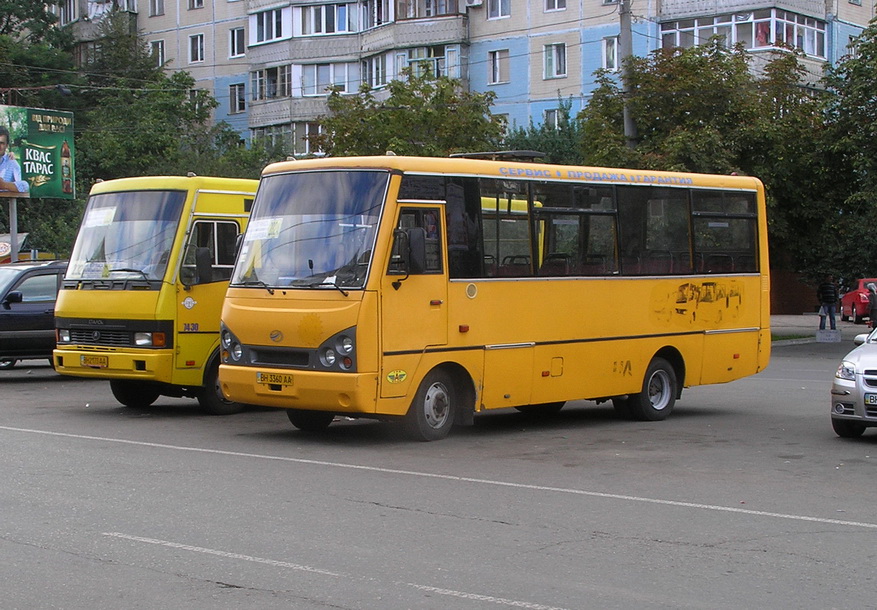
[181,220,240,285]
[388,208,443,275]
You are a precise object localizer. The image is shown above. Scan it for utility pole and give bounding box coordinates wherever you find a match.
[619,0,638,149]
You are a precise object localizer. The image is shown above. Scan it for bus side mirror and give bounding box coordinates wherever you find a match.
[390,227,427,289]
[407,227,427,274]
[183,247,214,287]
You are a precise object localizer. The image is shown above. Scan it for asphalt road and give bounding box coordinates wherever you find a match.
[1,339,874,610]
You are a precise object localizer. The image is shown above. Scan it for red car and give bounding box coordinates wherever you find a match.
[841,278,877,323]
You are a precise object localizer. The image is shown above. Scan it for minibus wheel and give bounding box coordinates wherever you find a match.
[286,409,335,432]
[628,357,677,421]
[198,361,243,415]
[404,369,455,441]
[110,380,160,408]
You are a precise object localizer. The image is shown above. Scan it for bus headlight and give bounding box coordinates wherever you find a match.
[57,329,70,343]
[338,336,354,355]
[220,323,244,363]
[315,328,356,371]
[321,348,337,367]
[221,329,234,350]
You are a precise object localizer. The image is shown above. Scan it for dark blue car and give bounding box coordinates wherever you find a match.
[0,260,67,369]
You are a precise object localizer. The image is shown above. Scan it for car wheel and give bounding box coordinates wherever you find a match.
[286,409,335,432]
[110,380,161,408]
[404,369,456,441]
[197,360,243,415]
[831,418,866,438]
[515,401,565,415]
[853,305,862,324]
[628,357,677,421]
[841,305,850,322]
[0,359,17,369]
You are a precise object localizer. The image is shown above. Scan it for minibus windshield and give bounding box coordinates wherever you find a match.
[66,190,186,282]
[231,170,387,290]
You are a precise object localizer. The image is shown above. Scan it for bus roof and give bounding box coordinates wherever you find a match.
[87,175,258,196]
[261,155,764,192]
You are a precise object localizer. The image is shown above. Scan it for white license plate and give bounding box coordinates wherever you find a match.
[865,394,877,405]
[257,371,293,386]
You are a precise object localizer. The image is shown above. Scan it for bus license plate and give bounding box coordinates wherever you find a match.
[81,355,108,368]
[257,372,293,386]
[865,394,877,405]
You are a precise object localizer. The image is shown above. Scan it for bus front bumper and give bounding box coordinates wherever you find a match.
[53,347,175,382]
[220,364,379,414]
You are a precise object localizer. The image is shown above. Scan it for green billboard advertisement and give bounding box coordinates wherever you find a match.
[0,104,75,199]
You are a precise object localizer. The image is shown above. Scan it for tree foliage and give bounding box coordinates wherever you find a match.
[312,68,504,157]
[502,97,583,165]
[0,0,61,43]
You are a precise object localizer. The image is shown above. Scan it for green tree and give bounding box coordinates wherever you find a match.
[0,0,61,43]
[502,97,583,165]
[312,68,504,156]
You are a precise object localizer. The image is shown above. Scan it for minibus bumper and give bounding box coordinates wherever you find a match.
[53,347,175,382]
[220,364,379,414]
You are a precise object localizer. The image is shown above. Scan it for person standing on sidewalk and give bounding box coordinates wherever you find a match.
[817,274,839,330]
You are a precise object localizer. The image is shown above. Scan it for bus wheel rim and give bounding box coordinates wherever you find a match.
[648,370,672,411]
[423,382,451,429]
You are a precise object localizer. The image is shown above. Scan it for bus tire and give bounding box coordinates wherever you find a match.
[404,369,456,441]
[612,397,635,420]
[286,409,335,432]
[628,357,677,421]
[110,380,160,408]
[198,361,243,415]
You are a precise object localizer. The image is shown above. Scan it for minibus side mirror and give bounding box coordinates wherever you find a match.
[390,227,427,289]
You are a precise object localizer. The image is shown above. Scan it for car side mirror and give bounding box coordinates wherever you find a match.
[854,333,869,345]
[2,291,23,309]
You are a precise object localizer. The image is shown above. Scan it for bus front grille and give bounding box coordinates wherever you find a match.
[70,329,132,347]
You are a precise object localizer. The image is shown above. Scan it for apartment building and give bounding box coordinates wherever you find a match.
[56,0,875,153]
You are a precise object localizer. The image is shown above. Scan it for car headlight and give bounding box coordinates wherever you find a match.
[836,361,856,381]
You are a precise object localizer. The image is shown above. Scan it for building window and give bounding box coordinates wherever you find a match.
[251,65,292,100]
[401,46,448,79]
[301,4,353,35]
[362,0,390,29]
[302,63,350,95]
[230,27,245,57]
[544,109,560,129]
[362,54,388,88]
[189,34,204,63]
[58,0,77,25]
[544,43,566,78]
[255,8,284,43]
[150,40,165,67]
[660,10,826,59]
[488,49,509,84]
[603,36,618,71]
[229,84,246,114]
[149,0,164,16]
[487,0,510,19]
[189,0,204,8]
[545,0,565,10]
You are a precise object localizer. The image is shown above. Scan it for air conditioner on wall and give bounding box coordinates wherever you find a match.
[464,0,483,7]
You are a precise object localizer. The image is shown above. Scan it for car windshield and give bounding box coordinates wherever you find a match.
[0,266,24,296]
[231,170,387,290]
[66,190,186,281]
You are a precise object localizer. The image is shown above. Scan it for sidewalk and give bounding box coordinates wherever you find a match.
[771,313,866,345]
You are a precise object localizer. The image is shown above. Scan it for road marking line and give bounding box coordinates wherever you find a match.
[4,424,877,530]
[103,532,568,610]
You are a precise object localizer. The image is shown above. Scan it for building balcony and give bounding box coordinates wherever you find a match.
[361,14,468,54]
[658,0,827,20]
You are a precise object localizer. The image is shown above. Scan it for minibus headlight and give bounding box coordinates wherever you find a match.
[230,342,243,361]
[321,348,337,367]
[135,332,153,346]
[338,336,354,355]
[221,329,233,349]
[58,329,70,343]
[836,361,856,381]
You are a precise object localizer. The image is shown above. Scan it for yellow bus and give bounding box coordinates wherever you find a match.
[219,155,770,439]
[54,175,257,414]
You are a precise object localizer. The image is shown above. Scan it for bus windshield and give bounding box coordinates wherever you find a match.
[231,170,387,290]
[66,190,186,281]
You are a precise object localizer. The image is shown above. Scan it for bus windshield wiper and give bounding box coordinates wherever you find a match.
[240,279,275,295]
[291,276,349,297]
[107,268,149,279]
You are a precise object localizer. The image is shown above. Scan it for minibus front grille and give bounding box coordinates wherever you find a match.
[251,348,310,368]
[70,329,132,347]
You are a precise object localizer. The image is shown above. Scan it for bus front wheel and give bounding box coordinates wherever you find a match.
[404,369,456,441]
[628,357,677,421]
[198,361,244,415]
[110,380,160,408]
[286,409,335,432]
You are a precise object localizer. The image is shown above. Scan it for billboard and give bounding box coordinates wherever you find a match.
[0,104,75,199]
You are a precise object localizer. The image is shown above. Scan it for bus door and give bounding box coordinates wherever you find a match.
[176,218,242,373]
[381,206,448,397]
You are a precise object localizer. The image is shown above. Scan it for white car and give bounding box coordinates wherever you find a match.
[831,329,877,437]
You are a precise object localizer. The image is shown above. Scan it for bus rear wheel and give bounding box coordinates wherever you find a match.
[286,409,335,432]
[110,380,160,408]
[628,357,677,421]
[404,369,456,441]
[198,361,243,415]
